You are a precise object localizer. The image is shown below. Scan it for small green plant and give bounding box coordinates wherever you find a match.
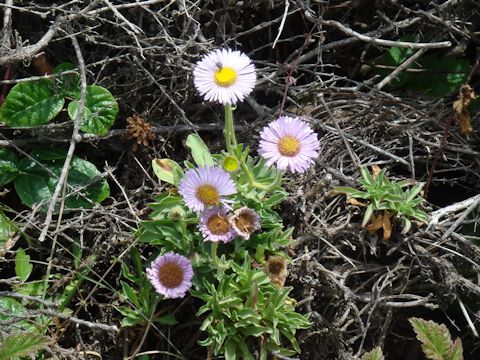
[193,254,310,359]
[335,166,428,240]
[122,48,316,359]
[0,243,91,359]
[375,35,472,97]
[409,317,463,360]
[115,247,177,328]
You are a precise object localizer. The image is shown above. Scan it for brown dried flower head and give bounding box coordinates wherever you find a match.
[265,255,288,287]
[125,114,155,151]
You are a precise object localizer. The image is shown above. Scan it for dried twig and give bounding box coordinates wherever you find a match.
[320,20,452,49]
[376,48,428,90]
[38,33,87,243]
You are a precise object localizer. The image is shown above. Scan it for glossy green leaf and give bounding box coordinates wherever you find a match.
[0,79,64,127]
[0,148,19,186]
[15,248,33,282]
[54,62,81,98]
[67,85,119,135]
[14,151,109,212]
[185,133,214,166]
[0,332,51,360]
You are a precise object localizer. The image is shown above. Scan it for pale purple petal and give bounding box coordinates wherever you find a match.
[178,166,237,212]
[198,206,237,243]
[258,116,320,174]
[146,252,194,299]
[230,207,261,240]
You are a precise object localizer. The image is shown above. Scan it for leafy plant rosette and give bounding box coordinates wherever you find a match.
[334,166,428,241]
[121,49,320,359]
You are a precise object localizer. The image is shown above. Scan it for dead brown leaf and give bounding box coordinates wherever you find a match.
[32,53,53,75]
[365,211,393,241]
[366,213,383,234]
[347,198,366,206]
[371,164,381,180]
[453,84,476,136]
[382,211,392,241]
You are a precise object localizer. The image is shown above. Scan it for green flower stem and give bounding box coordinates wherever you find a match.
[211,242,218,266]
[223,103,283,192]
[259,339,268,360]
[224,104,236,155]
[239,158,283,191]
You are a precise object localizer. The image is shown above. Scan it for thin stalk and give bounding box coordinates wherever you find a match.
[211,242,218,266]
[224,104,235,155]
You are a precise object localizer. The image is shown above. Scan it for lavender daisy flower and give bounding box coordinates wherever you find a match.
[199,206,237,243]
[230,207,261,240]
[193,48,256,105]
[258,116,320,173]
[178,166,236,212]
[146,252,194,299]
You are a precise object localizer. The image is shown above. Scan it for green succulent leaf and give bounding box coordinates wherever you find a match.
[67,85,119,135]
[359,166,374,187]
[0,79,64,127]
[362,203,374,227]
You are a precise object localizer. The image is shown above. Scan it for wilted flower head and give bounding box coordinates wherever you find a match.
[168,206,186,221]
[199,206,237,243]
[146,252,194,299]
[230,207,261,240]
[258,116,320,173]
[265,255,288,287]
[193,48,256,105]
[178,166,236,212]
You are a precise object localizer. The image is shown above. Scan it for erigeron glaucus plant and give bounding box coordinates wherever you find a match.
[124,49,319,359]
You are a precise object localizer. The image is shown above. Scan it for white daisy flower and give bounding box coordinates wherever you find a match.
[193,48,256,105]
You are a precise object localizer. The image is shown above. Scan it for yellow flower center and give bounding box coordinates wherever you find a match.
[214,66,238,87]
[196,184,220,206]
[277,135,301,157]
[158,262,184,288]
[235,212,255,234]
[207,214,231,235]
